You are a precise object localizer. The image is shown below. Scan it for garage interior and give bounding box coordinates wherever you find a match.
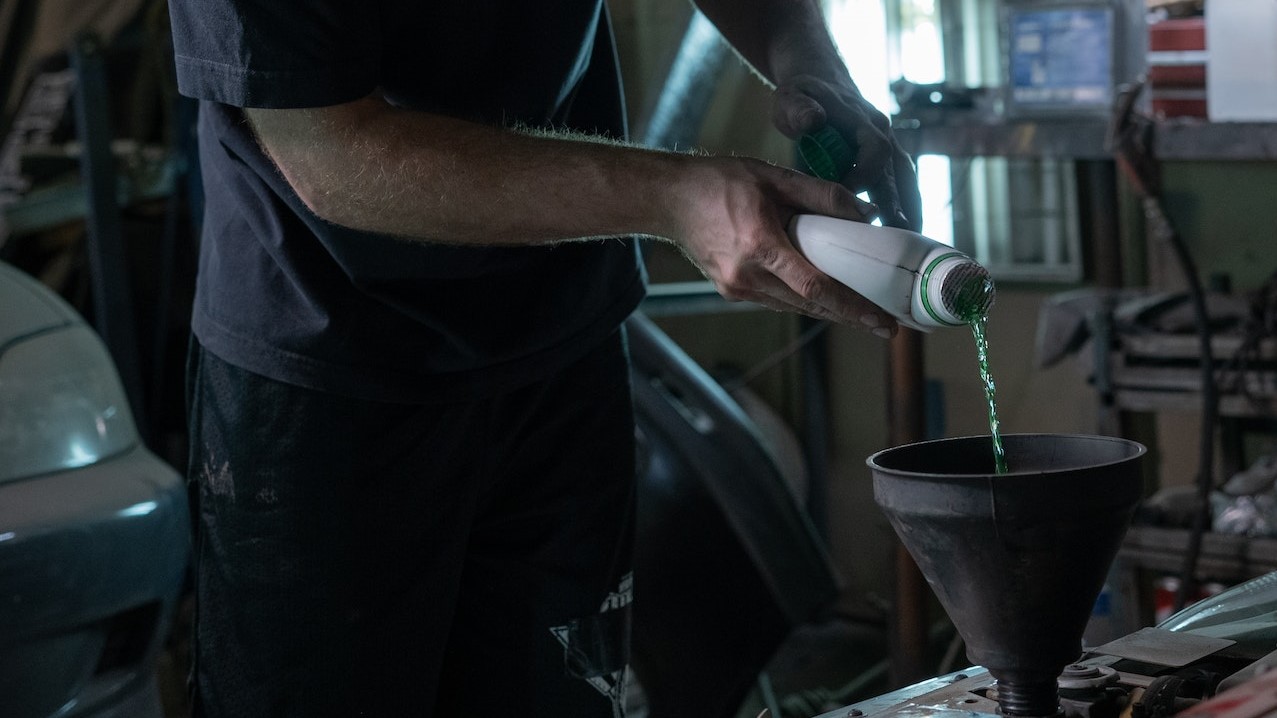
[4,0,1277,717]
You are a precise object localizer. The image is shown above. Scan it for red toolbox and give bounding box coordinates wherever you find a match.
[1148,16,1207,119]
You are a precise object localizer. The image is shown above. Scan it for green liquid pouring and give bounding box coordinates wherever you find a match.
[970,316,1007,474]
[952,277,1007,475]
[795,126,1007,473]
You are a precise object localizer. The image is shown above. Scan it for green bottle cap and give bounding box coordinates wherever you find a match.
[799,125,857,181]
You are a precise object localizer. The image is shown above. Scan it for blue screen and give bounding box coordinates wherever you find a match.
[1009,8,1113,108]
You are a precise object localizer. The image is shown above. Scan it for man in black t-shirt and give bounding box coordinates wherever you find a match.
[168,0,920,715]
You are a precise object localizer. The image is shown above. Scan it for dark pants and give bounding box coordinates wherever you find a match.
[185,331,636,717]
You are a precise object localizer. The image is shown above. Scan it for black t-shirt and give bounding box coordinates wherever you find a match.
[169,0,645,402]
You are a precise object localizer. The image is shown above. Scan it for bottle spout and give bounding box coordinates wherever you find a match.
[918,254,995,326]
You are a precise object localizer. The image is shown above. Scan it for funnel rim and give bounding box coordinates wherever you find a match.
[866,432,1147,478]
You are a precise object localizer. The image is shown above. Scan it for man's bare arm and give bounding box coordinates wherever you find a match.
[249,97,690,245]
[246,96,896,333]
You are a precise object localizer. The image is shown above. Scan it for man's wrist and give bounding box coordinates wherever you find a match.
[763,4,849,88]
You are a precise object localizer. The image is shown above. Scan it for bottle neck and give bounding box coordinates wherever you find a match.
[919,254,994,326]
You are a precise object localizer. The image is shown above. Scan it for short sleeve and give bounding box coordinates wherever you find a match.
[168,0,381,108]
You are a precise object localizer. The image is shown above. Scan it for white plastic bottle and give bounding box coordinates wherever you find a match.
[789,214,995,331]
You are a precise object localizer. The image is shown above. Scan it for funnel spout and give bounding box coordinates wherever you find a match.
[869,434,1146,717]
[995,674,1064,716]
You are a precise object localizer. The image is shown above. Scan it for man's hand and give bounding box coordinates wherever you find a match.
[666,155,897,336]
[772,75,923,232]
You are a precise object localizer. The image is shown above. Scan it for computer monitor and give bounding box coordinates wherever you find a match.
[1002,0,1142,118]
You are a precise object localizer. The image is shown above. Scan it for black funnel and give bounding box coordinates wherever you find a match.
[869,433,1146,717]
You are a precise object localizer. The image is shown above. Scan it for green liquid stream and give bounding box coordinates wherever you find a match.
[970,316,1007,474]
[954,277,1007,474]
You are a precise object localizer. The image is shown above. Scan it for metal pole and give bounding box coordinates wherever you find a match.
[887,328,930,685]
[1076,160,1123,437]
[70,33,148,441]
[1076,160,1122,289]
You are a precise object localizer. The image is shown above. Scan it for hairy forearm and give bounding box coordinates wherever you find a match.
[245,92,892,330]
[247,96,700,246]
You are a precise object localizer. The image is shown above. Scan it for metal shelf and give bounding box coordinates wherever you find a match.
[1155,120,1277,161]
[1121,526,1277,583]
[894,119,1112,159]
[894,118,1277,161]
[640,280,761,317]
[1108,332,1277,418]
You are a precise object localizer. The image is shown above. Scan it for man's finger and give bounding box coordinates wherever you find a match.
[891,143,924,232]
[861,153,908,230]
[754,247,898,332]
[791,175,874,223]
[771,85,827,139]
[844,123,890,181]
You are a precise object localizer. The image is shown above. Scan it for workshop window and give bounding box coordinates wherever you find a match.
[827,0,1085,282]
[828,0,953,246]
